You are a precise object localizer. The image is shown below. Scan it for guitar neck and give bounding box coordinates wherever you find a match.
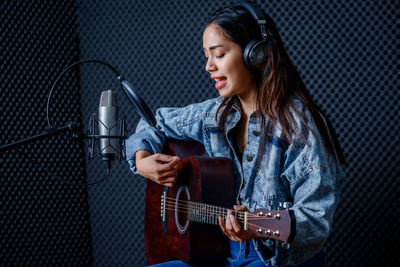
[187,201,244,226]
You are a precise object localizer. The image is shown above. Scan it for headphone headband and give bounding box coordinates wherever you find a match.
[233,1,268,40]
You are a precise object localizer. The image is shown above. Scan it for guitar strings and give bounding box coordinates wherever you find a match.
[163,197,279,221]
[163,200,230,218]
[163,197,247,220]
[162,204,276,222]
[163,196,277,220]
[163,198,277,221]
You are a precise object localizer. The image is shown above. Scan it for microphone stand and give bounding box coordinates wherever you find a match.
[0,122,81,152]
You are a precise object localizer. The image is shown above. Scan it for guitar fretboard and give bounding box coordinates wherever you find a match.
[165,196,242,225]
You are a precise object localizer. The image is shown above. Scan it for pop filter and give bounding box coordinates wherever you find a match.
[119,78,156,127]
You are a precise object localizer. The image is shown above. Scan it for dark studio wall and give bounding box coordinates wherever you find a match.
[0,1,93,266]
[0,0,398,266]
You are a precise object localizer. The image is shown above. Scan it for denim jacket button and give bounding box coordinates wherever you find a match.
[253,130,260,136]
[246,155,253,162]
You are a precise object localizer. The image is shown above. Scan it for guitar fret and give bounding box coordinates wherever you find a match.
[196,203,199,222]
[203,203,206,223]
[197,202,199,222]
[198,202,201,222]
[207,204,209,224]
[210,205,213,224]
[203,204,206,223]
[197,202,200,222]
[192,202,195,222]
[211,205,214,224]
[214,206,217,224]
[196,202,198,222]
[206,204,208,223]
[201,203,204,222]
[209,205,211,224]
[201,203,203,222]
[214,206,217,225]
[205,204,208,223]
[209,205,212,224]
[213,205,216,224]
[207,204,209,223]
[205,204,207,223]
[209,204,212,224]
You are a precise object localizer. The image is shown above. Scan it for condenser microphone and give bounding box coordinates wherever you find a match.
[98,90,119,162]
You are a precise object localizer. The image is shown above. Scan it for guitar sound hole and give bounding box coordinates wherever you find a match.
[175,186,190,234]
[178,194,187,228]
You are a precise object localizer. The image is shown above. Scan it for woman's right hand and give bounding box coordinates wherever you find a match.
[135,150,181,187]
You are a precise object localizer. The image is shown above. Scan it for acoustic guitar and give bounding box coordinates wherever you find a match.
[144,139,293,265]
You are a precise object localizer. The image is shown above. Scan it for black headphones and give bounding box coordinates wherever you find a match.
[233,1,270,70]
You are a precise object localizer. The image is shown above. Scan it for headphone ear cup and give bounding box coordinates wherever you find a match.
[243,40,269,70]
[243,40,258,70]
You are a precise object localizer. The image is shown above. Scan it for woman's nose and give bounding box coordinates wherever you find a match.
[205,58,217,72]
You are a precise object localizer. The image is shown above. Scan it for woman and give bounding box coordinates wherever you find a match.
[127,2,345,266]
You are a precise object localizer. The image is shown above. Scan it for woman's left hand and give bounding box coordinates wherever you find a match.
[218,205,256,242]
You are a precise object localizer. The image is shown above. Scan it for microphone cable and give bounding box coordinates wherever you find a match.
[46,59,121,128]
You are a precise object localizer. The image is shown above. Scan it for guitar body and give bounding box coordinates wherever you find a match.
[145,140,234,265]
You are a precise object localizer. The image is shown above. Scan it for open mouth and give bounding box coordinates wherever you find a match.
[213,77,227,89]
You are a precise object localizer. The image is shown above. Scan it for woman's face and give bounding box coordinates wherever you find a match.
[203,23,256,99]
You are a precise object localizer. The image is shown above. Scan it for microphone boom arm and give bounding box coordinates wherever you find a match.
[0,122,80,152]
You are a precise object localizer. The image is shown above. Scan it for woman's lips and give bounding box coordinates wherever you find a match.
[213,77,227,89]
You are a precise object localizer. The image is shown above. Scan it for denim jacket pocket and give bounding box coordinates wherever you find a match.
[203,126,230,158]
[253,165,288,207]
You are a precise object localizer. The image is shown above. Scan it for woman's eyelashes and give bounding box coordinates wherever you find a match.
[203,53,225,59]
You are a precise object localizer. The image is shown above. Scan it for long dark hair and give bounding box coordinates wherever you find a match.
[207,6,345,165]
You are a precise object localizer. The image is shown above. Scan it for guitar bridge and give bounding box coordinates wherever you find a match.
[161,190,167,222]
[161,186,169,235]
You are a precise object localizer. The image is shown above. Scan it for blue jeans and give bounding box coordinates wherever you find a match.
[148,240,326,266]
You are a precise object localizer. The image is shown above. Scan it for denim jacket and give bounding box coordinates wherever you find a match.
[126,96,345,265]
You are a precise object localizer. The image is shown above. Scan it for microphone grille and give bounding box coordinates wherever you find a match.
[100,90,117,106]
